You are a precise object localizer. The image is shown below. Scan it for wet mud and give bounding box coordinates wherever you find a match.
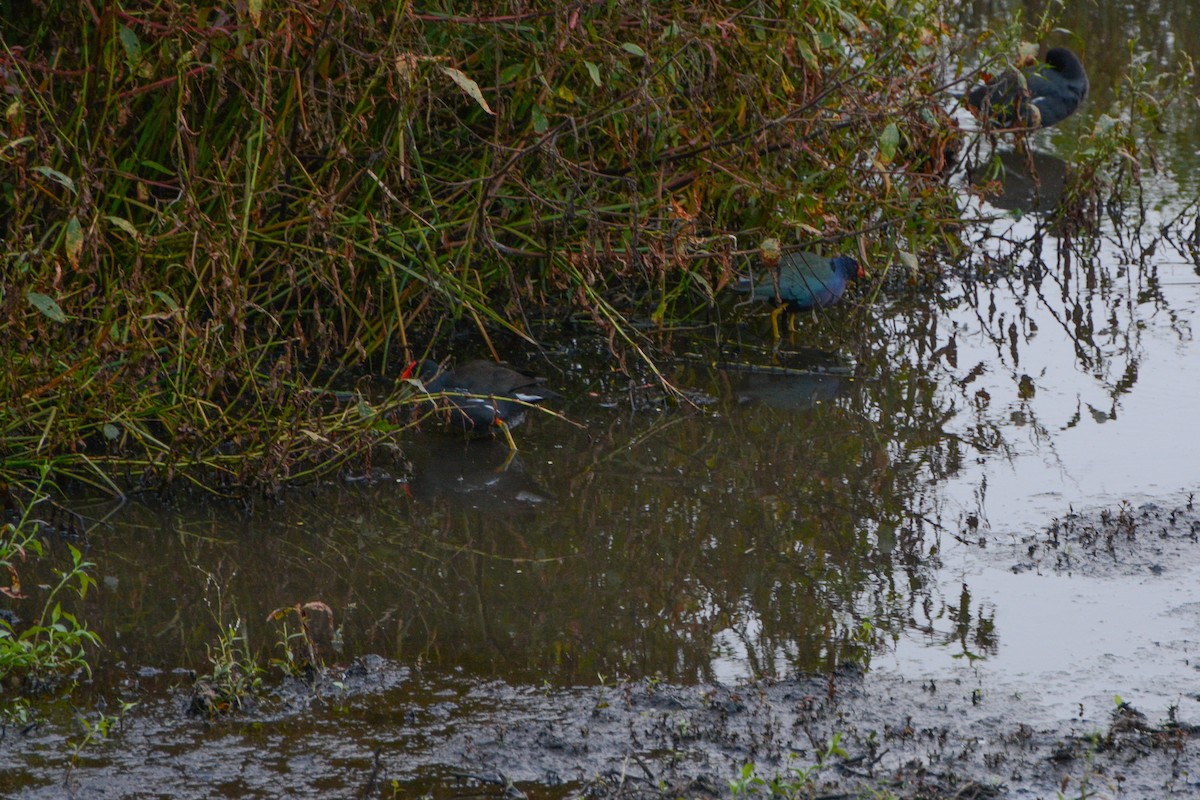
[1015,500,1200,579]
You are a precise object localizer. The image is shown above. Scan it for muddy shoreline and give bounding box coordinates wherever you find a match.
[1,502,1196,799]
[3,656,1194,798]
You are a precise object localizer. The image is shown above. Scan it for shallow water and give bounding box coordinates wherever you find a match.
[4,4,1200,797]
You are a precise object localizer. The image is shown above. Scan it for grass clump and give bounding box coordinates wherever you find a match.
[1,1,968,494]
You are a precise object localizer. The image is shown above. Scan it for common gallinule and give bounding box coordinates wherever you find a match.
[966,47,1088,130]
[403,359,559,449]
[735,244,864,339]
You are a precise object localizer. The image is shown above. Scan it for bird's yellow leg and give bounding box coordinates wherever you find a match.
[496,419,519,453]
[769,307,787,358]
[770,305,786,342]
[494,421,519,472]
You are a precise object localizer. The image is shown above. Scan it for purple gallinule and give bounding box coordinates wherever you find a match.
[736,245,864,339]
[402,359,559,449]
[966,47,1088,130]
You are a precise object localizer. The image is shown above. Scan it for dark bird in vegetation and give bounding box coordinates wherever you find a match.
[736,242,864,339]
[966,47,1088,130]
[403,359,559,450]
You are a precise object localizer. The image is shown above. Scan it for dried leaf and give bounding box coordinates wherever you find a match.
[440,66,494,115]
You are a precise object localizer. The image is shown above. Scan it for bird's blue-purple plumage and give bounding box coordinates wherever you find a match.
[736,253,861,312]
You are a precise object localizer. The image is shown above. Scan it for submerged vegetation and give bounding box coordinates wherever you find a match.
[0,0,976,495]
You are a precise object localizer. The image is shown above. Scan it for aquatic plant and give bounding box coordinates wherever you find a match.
[1058,44,1195,234]
[68,698,139,761]
[266,600,337,677]
[189,619,264,718]
[728,734,849,798]
[0,469,101,687]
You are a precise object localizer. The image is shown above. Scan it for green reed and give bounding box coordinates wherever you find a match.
[0,1,993,493]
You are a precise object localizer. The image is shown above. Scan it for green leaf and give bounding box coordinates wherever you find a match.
[151,290,179,311]
[584,60,602,86]
[498,62,525,84]
[32,166,76,194]
[65,216,84,266]
[796,38,817,68]
[103,423,120,441]
[531,105,548,133]
[620,42,646,58]
[105,215,138,239]
[139,159,173,175]
[1,134,33,154]
[1094,114,1119,134]
[878,122,900,164]
[440,66,494,115]
[27,291,66,323]
[118,25,141,66]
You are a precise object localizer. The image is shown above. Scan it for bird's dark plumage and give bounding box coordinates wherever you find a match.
[403,359,558,436]
[966,47,1089,130]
